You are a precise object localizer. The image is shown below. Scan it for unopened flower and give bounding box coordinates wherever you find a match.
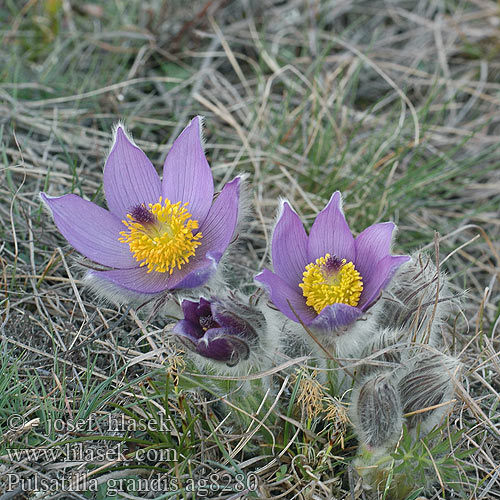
[172,296,264,367]
[358,327,406,378]
[399,352,459,432]
[255,192,409,333]
[41,117,241,299]
[377,251,454,345]
[352,373,402,451]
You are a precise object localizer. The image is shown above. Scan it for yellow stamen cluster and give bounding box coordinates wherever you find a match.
[119,197,202,274]
[299,253,363,314]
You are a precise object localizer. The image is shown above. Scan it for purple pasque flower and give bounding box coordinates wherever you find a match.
[172,297,262,367]
[255,192,409,333]
[40,117,241,296]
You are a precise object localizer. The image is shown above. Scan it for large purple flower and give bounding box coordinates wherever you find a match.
[255,192,409,333]
[41,117,241,295]
[172,297,261,367]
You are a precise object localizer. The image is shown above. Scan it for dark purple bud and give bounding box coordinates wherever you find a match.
[129,204,156,225]
[172,295,264,367]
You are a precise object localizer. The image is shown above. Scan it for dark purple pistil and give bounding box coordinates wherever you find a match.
[199,315,219,331]
[323,254,344,274]
[129,204,155,225]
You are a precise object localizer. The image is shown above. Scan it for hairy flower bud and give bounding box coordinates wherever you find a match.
[376,251,454,345]
[398,352,459,432]
[172,294,265,367]
[358,327,405,378]
[352,373,403,451]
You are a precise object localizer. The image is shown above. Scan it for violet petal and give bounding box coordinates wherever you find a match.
[211,308,256,341]
[172,329,198,352]
[89,251,223,295]
[198,297,213,312]
[167,251,220,290]
[181,299,204,324]
[172,319,204,341]
[162,116,214,223]
[272,201,309,288]
[307,191,355,263]
[165,175,240,289]
[358,255,410,310]
[197,176,241,255]
[181,298,211,323]
[212,311,244,333]
[40,193,137,269]
[354,222,395,284]
[197,328,250,365]
[309,303,364,333]
[255,269,316,324]
[165,177,240,290]
[103,126,161,219]
[87,266,170,294]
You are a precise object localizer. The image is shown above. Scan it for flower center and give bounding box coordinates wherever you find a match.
[299,253,363,314]
[199,315,218,331]
[119,197,202,274]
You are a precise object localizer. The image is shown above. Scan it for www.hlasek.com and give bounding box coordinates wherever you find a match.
[6,473,259,495]
[5,442,178,463]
